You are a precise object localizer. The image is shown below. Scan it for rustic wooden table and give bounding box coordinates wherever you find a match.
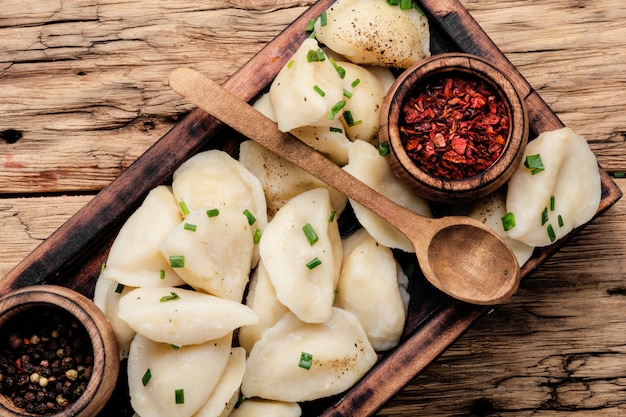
[1,0,625,415]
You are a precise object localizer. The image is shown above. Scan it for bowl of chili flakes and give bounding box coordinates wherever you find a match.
[380,53,529,203]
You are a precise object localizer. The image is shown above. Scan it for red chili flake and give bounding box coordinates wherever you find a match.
[400,74,510,180]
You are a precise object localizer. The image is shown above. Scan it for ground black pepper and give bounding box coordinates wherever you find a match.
[0,306,93,415]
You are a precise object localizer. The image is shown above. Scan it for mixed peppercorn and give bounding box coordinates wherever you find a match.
[400,73,510,180]
[0,306,93,415]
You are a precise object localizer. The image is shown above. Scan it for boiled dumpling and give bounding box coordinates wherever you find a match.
[101,185,185,288]
[192,347,246,417]
[118,287,259,346]
[269,38,344,131]
[239,140,347,219]
[506,127,601,247]
[260,188,342,323]
[343,140,432,252]
[160,208,254,301]
[314,0,430,68]
[238,262,290,354]
[229,399,302,417]
[334,229,408,351]
[127,333,231,417]
[241,307,377,402]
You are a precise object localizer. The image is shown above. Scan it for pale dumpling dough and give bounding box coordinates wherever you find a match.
[315,0,430,68]
[259,188,342,323]
[506,127,601,247]
[127,333,231,417]
[160,207,254,301]
[101,185,184,288]
[93,274,135,359]
[335,229,408,351]
[241,308,377,402]
[239,140,347,219]
[269,38,344,132]
[118,287,259,346]
[229,399,302,417]
[343,140,433,252]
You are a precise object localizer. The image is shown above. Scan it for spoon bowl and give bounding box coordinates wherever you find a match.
[168,67,521,305]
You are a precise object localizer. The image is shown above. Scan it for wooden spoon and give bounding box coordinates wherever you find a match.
[168,68,521,305]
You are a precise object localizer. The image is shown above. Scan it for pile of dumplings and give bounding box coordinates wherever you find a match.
[93,0,603,416]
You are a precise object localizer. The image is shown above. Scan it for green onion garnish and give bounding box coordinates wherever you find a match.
[175,389,185,405]
[378,141,390,156]
[313,85,326,97]
[114,283,125,294]
[307,48,325,63]
[159,269,165,280]
[306,257,322,270]
[343,89,353,99]
[206,208,220,218]
[327,100,346,120]
[550,195,556,211]
[351,78,361,88]
[541,207,548,226]
[160,292,180,302]
[179,200,190,216]
[305,18,316,32]
[184,223,197,232]
[386,0,400,5]
[613,171,626,178]
[414,4,426,15]
[302,223,319,246]
[320,11,327,26]
[169,255,185,268]
[243,209,256,225]
[524,154,545,175]
[299,352,313,370]
[142,369,151,386]
[329,57,346,79]
[100,261,106,274]
[399,0,412,9]
[287,59,295,69]
[342,110,362,127]
[234,394,246,409]
[558,214,564,228]
[253,228,262,244]
[170,344,180,350]
[328,210,336,223]
[329,126,343,134]
[501,212,516,231]
[547,224,556,243]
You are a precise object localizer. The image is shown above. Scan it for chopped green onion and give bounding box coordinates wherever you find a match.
[243,209,256,225]
[547,224,556,243]
[343,89,353,99]
[613,171,626,178]
[414,4,426,15]
[386,0,400,5]
[306,257,322,270]
[313,85,326,97]
[329,57,346,79]
[169,255,185,268]
[306,48,325,62]
[327,100,346,120]
[524,154,545,175]
[234,394,246,409]
[320,11,327,26]
[299,352,313,370]
[159,269,165,280]
[160,292,180,302]
[351,78,361,88]
[541,207,548,226]
[501,212,516,231]
[287,59,295,69]
[206,208,220,218]
[253,228,262,244]
[114,283,125,294]
[179,200,190,216]
[302,223,319,246]
[558,214,564,228]
[329,126,343,134]
[100,261,106,274]
[175,389,185,405]
[328,210,336,223]
[550,195,556,211]
[142,369,152,386]
[184,223,197,232]
[305,18,316,32]
[378,141,390,156]
[342,110,362,127]
[399,0,412,9]
[170,344,181,350]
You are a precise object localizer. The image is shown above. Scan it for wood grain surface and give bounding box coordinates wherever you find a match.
[1,0,626,415]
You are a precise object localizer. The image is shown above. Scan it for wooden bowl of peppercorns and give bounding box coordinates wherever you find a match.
[380,53,529,203]
[0,285,119,417]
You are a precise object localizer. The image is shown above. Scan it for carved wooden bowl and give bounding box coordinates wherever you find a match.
[380,53,529,203]
[0,285,119,417]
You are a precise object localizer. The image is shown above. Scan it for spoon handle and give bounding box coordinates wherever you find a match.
[168,68,433,241]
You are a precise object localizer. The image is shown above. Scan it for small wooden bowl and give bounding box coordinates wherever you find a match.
[380,53,529,203]
[0,285,119,417]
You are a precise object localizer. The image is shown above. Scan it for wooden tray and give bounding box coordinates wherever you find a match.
[1,0,621,416]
